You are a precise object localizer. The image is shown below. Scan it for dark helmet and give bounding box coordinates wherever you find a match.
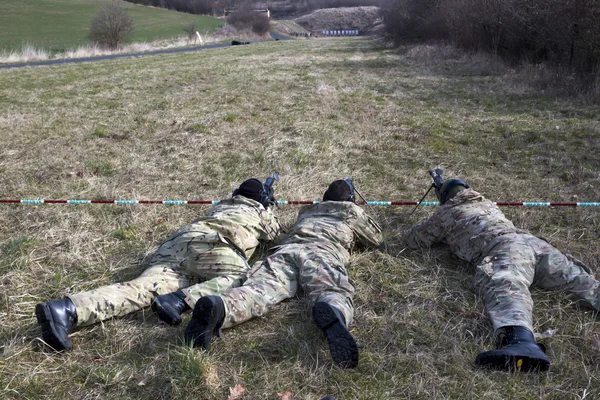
[322,179,355,202]
[232,178,273,208]
[438,178,469,204]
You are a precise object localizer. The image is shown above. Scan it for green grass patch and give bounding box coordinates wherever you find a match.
[186,122,208,134]
[0,0,224,52]
[168,346,220,397]
[92,124,110,138]
[0,236,37,272]
[86,160,116,176]
[112,227,137,241]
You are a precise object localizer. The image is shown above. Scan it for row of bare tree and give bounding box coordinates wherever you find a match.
[380,0,600,73]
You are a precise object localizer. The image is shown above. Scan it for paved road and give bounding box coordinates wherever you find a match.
[268,31,289,41]
[0,32,291,70]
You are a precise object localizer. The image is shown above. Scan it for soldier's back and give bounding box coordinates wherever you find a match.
[441,190,524,262]
[283,201,359,256]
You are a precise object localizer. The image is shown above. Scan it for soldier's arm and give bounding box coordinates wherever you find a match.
[352,207,384,248]
[257,208,284,244]
[404,212,446,249]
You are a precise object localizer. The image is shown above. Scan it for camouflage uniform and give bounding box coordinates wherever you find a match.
[405,189,600,333]
[218,201,383,329]
[68,196,281,327]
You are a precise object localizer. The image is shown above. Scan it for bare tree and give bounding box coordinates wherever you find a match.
[183,22,197,39]
[89,1,134,49]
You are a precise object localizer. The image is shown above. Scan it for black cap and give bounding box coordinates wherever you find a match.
[323,180,352,202]
[236,178,264,203]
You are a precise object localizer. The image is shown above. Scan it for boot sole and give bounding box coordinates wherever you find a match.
[151,299,182,326]
[184,298,220,349]
[35,303,72,351]
[313,302,358,369]
[476,351,550,372]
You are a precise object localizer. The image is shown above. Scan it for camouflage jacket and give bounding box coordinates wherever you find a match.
[282,201,383,264]
[404,189,526,264]
[157,195,282,260]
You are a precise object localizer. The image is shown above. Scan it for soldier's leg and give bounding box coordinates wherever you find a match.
[530,237,600,310]
[299,246,358,368]
[160,272,246,327]
[473,238,536,333]
[184,246,300,348]
[298,248,355,324]
[220,247,299,328]
[36,263,192,351]
[179,244,250,309]
[473,236,549,371]
[68,263,192,327]
[152,243,249,325]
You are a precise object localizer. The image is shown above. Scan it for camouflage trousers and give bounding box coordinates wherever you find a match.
[69,242,248,327]
[220,243,355,329]
[473,233,600,333]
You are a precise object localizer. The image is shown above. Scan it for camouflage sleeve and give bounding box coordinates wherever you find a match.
[352,207,384,248]
[404,212,446,249]
[258,208,284,244]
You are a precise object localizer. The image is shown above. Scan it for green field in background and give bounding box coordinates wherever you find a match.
[0,0,224,52]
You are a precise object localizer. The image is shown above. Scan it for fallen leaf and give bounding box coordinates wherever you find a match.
[277,391,294,400]
[227,384,247,400]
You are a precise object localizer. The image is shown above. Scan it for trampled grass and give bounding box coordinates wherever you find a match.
[0,38,599,399]
[0,0,224,52]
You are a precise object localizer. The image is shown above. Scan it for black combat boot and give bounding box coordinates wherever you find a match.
[476,326,550,372]
[312,302,359,369]
[184,296,225,349]
[35,297,78,351]
[151,290,191,326]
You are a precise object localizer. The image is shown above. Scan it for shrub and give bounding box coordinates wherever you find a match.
[89,1,134,49]
[251,14,270,35]
[227,9,270,35]
[183,22,197,39]
[379,0,442,45]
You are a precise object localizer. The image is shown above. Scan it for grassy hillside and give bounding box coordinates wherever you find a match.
[293,6,380,32]
[0,0,224,52]
[0,39,599,399]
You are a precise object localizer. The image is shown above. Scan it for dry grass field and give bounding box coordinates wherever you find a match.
[0,38,599,399]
